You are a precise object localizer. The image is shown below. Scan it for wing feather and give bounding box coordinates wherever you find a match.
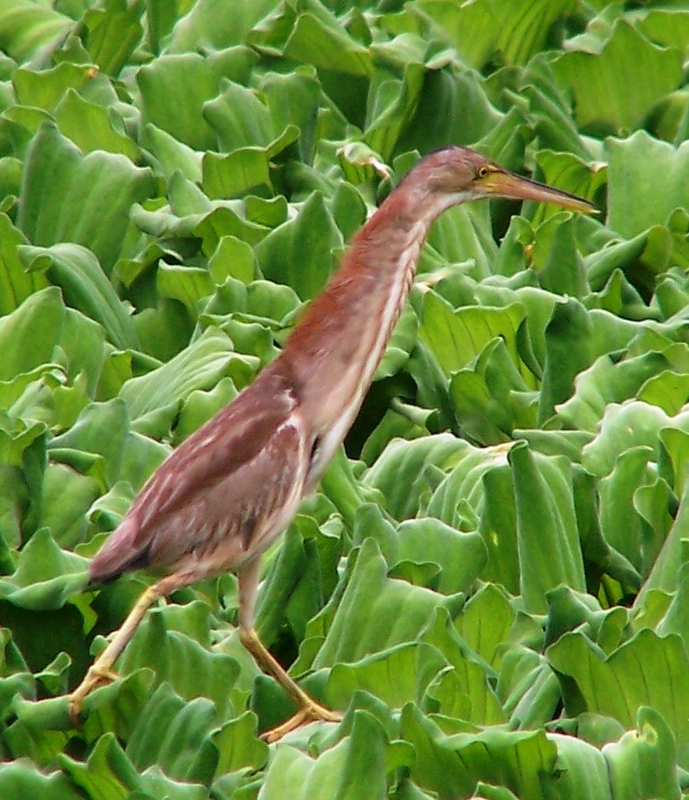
[89,365,310,584]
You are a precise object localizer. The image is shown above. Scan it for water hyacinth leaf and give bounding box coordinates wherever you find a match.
[606,132,689,239]
[36,463,101,549]
[136,47,257,150]
[157,262,215,314]
[254,526,330,647]
[140,123,203,183]
[79,0,145,76]
[0,528,88,611]
[597,446,654,575]
[656,558,689,649]
[554,351,672,432]
[530,213,587,296]
[18,122,156,273]
[254,191,342,299]
[141,766,210,800]
[636,480,689,605]
[395,518,487,595]
[424,441,512,529]
[546,733,613,800]
[509,442,586,613]
[284,11,373,77]
[449,337,534,443]
[326,642,446,710]
[210,711,268,777]
[54,90,140,159]
[117,606,240,718]
[455,584,515,670]
[582,402,689,478]
[48,399,130,489]
[203,79,284,153]
[0,286,64,383]
[0,760,83,800]
[538,298,594,425]
[552,22,683,136]
[311,539,464,669]
[476,463,520,594]
[0,1,72,63]
[497,647,562,730]
[258,711,387,800]
[19,243,138,350]
[547,629,689,744]
[401,705,558,800]
[419,292,528,379]
[11,62,115,115]
[419,608,506,726]
[602,707,681,800]
[414,0,577,70]
[167,0,278,52]
[119,327,255,425]
[363,434,469,521]
[202,148,273,200]
[124,684,219,782]
[60,730,146,795]
[0,213,48,316]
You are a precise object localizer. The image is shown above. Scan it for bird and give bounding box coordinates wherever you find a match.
[68,146,594,741]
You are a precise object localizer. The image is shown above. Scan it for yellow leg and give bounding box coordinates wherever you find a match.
[239,626,342,741]
[238,559,341,742]
[69,575,181,725]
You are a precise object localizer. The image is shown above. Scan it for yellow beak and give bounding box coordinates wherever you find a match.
[483,170,596,213]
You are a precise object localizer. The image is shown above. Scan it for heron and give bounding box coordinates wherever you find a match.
[68,146,594,741]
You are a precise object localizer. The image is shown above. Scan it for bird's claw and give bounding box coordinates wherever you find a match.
[261,701,342,743]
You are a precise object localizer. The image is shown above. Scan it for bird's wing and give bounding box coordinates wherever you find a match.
[89,367,310,584]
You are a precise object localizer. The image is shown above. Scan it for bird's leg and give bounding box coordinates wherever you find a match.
[238,559,341,742]
[69,574,183,725]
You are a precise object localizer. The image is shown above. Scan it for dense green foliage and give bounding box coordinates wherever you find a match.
[2,0,689,797]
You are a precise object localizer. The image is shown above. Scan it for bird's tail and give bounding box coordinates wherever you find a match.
[88,517,151,587]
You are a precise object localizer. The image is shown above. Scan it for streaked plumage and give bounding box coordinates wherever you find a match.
[70,146,593,740]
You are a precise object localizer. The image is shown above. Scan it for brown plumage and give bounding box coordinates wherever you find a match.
[69,146,593,740]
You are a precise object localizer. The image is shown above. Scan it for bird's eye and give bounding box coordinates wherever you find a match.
[477,165,491,179]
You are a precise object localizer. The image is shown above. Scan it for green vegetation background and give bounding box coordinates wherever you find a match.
[2,0,689,798]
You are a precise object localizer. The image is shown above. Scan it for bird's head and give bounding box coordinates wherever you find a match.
[400,146,594,216]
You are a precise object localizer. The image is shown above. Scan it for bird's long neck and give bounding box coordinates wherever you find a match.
[276,187,441,483]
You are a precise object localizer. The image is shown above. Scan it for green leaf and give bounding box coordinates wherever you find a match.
[415,0,579,69]
[254,191,342,299]
[0,760,82,800]
[606,132,689,238]
[311,539,464,669]
[547,629,689,743]
[364,434,469,521]
[0,528,88,611]
[552,22,683,136]
[0,214,48,316]
[0,286,64,383]
[119,328,254,428]
[60,731,145,796]
[259,711,388,800]
[80,0,145,76]
[17,122,155,273]
[419,292,529,380]
[603,707,681,800]
[137,47,257,150]
[401,705,558,799]
[509,442,586,613]
[19,243,138,350]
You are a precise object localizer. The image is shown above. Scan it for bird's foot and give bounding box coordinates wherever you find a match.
[261,700,342,743]
[68,665,120,726]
